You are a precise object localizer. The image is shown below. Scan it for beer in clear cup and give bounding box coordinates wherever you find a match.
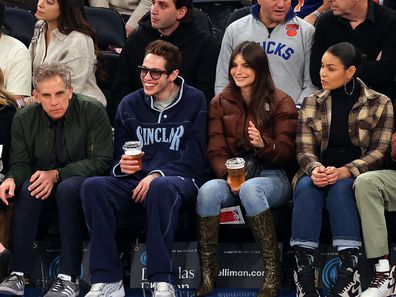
[123,141,143,169]
[225,157,245,190]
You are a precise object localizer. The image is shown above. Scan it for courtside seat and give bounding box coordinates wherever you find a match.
[84,6,126,50]
[193,0,244,45]
[225,5,250,27]
[96,51,119,123]
[193,7,213,34]
[4,6,36,47]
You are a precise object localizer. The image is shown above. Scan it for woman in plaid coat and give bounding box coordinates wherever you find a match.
[290,42,394,297]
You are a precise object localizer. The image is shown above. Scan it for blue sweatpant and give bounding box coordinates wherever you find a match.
[80,175,197,284]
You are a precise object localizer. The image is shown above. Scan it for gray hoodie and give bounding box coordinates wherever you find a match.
[215,4,316,104]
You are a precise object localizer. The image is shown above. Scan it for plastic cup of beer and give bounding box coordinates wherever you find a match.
[225,157,245,190]
[122,141,143,169]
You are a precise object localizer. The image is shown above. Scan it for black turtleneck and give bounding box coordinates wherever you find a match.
[322,79,361,167]
[48,116,71,169]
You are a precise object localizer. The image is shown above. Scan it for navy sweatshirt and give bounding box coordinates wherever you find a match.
[112,77,209,186]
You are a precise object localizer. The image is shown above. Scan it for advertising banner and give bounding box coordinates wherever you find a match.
[28,241,91,289]
[27,241,396,291]
[130,241,281,289]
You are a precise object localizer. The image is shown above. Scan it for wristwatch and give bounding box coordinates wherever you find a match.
[55,170,62,183]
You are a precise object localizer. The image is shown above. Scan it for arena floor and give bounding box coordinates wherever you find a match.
[6,287,315,297]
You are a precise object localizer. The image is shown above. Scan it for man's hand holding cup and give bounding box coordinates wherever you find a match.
[120,141,144,174]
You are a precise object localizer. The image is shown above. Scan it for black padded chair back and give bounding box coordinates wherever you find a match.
[193,7,212,34]
[4,7,36,47]
[84,6,126,50]
[97,51,120,124]
[193,0,244,45]
[225,6,251,27]
[97,51,119,92]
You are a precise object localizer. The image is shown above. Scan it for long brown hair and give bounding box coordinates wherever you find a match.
[0,69,17,107]
[228,41,275,131]
[56,0,103,76]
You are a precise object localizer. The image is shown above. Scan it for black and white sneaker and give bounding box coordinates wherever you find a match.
[0,273,25,296]
[44,274,80,297]
[361,259,396,297]
[328,267,361,297]
[294,267,320,297]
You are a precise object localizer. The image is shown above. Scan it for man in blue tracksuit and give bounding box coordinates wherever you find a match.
[80,40,208,297]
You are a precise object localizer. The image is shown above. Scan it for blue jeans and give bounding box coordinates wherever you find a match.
[196,169,291,217]
[290,176,361,248]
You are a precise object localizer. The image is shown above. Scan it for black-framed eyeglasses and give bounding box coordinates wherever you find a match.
[138,66,167,80]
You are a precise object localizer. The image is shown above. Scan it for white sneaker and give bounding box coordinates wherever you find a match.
[153,282,175,297]
[85,280,125,297]
[361,259,396,297]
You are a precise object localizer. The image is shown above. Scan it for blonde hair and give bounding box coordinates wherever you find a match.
[0,69,17,107]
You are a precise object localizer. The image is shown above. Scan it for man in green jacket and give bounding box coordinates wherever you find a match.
[0,62,113,297]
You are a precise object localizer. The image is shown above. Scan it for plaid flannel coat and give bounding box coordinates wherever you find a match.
[292,78,394,188]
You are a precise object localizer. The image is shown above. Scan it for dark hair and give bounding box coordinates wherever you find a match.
[228,41,275,131]
[326,42,365,76]
[174,0,193,24]
[57,0,92,36]
[144,40,182,73]
[55,0,103,77]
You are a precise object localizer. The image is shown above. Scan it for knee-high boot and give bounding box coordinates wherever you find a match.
[247,209,280,297]
[196,215,220,297]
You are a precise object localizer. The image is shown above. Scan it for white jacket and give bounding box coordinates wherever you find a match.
[29,21,106,106]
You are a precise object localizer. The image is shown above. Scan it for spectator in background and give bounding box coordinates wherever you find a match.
[291,42,394,297]
[292,0,330,25]
[111,0,218,113]
[80,40,209,297]
[1,0,86,11]
[30,0,107,106]
[310,0,396,101]
[88,0,151,36]
[196,41,297,297]
[0,69,17,278]
[0,62,113,297]
[215,0,316,105]
[0,1,31,100]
